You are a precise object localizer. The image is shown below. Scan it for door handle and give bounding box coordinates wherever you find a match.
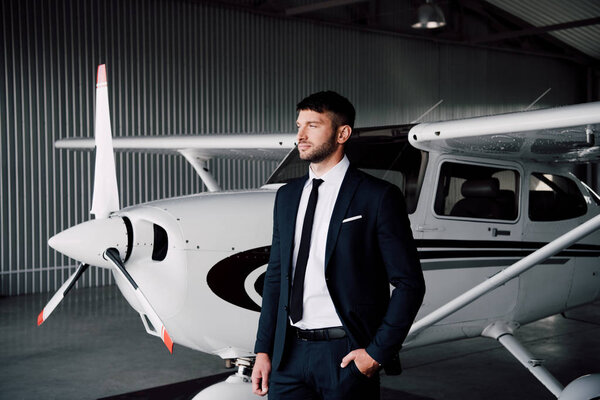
[490,228,510,237]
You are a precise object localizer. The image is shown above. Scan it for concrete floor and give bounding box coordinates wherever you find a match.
[1,285,599,400]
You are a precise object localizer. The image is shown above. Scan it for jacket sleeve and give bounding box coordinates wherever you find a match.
[254,189,282,356]
[365,184,425,365]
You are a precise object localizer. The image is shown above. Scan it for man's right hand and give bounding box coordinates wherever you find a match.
[251,352,271,396]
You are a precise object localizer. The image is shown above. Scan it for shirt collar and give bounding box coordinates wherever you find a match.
[305,155,350,188]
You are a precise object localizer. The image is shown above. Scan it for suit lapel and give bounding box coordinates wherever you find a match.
[324,167,363,272]
[280,176,307,277]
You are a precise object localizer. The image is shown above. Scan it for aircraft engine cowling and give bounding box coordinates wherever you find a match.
[110,206,188,321]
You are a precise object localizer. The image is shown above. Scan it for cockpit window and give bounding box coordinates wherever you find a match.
[266,126,427,214]
[434,162,519,221]
[529,173,587,221]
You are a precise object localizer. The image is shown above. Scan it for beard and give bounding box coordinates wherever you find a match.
[299,132,337,163]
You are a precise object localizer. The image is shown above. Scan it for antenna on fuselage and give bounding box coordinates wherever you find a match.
[411,99,444,124]
[524,88,552,111]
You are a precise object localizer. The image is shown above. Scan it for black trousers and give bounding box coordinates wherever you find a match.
[269,334,380,400]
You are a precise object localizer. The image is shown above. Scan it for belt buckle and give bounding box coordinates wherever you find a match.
[295,328,308,341]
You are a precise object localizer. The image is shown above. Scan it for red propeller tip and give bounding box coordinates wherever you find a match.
[37,310,44,326]
[97,65,107,86]
[162,327,173,354]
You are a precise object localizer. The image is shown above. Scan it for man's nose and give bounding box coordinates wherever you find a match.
[297,126,306,141]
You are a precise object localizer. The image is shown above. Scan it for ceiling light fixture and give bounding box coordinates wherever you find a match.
[412,0,446,29]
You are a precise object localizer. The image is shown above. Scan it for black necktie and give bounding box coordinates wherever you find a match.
[290,178,324,324]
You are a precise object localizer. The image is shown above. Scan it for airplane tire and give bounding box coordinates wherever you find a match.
[192,373,260,400]
[558,374,600,400]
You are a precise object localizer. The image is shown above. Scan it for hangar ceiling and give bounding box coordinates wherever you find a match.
[206,0,600,68]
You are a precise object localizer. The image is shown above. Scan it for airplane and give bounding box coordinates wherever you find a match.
[38,64,600,399]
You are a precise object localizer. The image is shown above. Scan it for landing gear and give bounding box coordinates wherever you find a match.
[192,357,258,400]
[483,321,600,399]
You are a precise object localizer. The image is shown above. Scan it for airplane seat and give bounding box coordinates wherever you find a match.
[450,178,502,219]
[497,190,517,220]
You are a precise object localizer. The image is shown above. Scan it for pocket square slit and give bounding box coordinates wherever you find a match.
[342,215,362,223]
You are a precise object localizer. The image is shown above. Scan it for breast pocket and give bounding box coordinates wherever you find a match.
[342,215,363,224]
[340,215,364,231]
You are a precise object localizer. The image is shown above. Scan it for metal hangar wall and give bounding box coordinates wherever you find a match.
[0,0,589,295]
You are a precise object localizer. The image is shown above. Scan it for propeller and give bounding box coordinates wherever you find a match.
[40,65,174,353]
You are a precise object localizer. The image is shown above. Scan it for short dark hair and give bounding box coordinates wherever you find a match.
[296,91,356,129]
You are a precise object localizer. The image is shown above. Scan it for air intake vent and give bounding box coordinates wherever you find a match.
[152,224,168,261]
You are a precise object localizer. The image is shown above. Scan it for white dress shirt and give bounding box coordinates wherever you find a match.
[290,155,350,329]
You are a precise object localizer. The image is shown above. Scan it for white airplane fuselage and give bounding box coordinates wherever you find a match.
[106,148,600,359]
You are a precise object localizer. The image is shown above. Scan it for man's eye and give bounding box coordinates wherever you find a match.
[309,124,317,128]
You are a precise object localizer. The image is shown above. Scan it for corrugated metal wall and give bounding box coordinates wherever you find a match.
[0,0,587,296]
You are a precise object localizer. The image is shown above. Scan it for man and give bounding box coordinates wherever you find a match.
[252,91,425,399]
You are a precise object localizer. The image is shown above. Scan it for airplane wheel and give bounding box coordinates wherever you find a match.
[558,374,600,400]
[192,373,259,400]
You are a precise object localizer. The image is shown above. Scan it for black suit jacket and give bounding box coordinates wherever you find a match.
[254,166,425,371]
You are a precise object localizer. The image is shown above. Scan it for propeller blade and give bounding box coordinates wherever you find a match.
[103,248,174,353]
[90,64,120,219]
[37,263,90,326]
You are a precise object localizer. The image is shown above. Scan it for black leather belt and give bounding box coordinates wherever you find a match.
[293,326,346,341]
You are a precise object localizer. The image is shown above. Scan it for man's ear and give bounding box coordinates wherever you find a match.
[337,125,352,144]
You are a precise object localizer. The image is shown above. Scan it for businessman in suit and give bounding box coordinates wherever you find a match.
[252,91,425,399]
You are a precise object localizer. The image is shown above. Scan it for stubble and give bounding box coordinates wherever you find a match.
[299,130,338,163]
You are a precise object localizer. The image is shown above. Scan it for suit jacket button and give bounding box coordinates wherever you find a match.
[284,305,288,311]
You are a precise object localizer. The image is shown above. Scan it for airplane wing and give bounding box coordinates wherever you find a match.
[408,101,600,163]
[56,134,297,192]
[55,134,298,161]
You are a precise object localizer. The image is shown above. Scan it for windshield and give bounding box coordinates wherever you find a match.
[266,125,427,214]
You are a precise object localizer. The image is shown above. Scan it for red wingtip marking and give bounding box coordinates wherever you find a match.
[97,65,107,85]
[162,328,174,354]
[37,310,44,326]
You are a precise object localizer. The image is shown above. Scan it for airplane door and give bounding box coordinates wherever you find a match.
[416,157,523,324]
[519,171,596,320]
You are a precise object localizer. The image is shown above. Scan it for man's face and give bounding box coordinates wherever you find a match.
[296,109,338,163]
